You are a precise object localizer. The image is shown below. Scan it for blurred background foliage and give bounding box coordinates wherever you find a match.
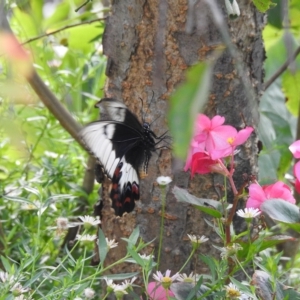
[259,0,300,184]
[0,0,300,296]
[0,1,107,293]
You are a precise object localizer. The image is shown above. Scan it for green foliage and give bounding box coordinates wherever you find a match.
[253,0,276,13]
[168,62,214,160]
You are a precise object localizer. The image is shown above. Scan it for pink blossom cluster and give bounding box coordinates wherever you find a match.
[184,114,253,177]
[289,140,300,194]
[244,140,300,209]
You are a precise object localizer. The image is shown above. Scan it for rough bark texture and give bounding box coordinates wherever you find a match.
[99,0,264,287]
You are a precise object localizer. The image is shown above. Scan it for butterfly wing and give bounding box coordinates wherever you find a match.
[80,99,148,216]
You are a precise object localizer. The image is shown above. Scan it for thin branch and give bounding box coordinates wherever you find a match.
[75,0,92,12]
[22,17,106,45]
[263,45,300,91]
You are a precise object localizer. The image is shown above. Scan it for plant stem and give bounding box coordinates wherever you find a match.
[157,186,166,269]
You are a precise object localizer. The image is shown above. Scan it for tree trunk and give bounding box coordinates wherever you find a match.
[99,0,264,282]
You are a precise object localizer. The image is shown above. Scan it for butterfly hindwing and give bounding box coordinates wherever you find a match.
[80,98,157,216]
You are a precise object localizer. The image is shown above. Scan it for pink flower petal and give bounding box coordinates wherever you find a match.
[289,140,300,159]
[233,127,253,146]
[263,181,295,204]
[294,161,300,181]
[246,181,295,210]
[295,179,300,194]
[246,183,266,209]
[147,282,175,300]
[210,115,226,128]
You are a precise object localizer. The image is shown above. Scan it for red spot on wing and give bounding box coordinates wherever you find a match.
[109,162,140,216]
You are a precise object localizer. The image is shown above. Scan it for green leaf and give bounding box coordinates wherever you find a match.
[238,235,294,259]
[100,272,139,281]
[253,0,276,12]
[282,70,300,116]
[260,199,300,224]
[172,186,223,218]
[128,226,140,246]
[1,256,12,273]
[168,61,214,159]
[98,228,108,264]
[127,248,145,267]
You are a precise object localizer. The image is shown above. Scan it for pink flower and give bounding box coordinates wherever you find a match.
[246,181,296,209]
[210,127,253,160]
[289,141,300,193]
[146,282,175,300]
[185,114,253,170]
[294,161,300,193]
[289,140,300,159]
[196,114,236,155]
[190,152,229,177]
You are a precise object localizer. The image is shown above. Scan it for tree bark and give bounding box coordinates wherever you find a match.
[99,0,264,281]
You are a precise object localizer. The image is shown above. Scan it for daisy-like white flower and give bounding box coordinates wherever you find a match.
[187,234,209,249]
[106,238,118,249]
[122,276,137,290]
[11,282,30,296]
[138,253,154,261]
[153,269,179,289]
[73,298,82,300]
[21,201,41,211]
[156,176,172,186]
[112,284,128,299]
[84,287,95,299]
[78,215,101,229]
[103,277,116,293]
[236,208,261,219]
[225,282,245,299]
[0,271,14,283]
[220,243,243,260]
[15,295,32,300]
[177,272,201,283]
[76,234,97,246]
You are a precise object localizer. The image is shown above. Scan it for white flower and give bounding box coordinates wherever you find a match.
[122,276,137,290]
[236,208,261,219]
[78,215,101,228]
[112,284,128,297]
[103,277,116,294]
[15,295,32,300]
[21,201,41,210]
[73,298,82,300]
[56,217,69,230]
[11,282,30,295]
[106,238,118,249]
[76,234,97,245]
[224,282,249,299]
[224,0,240,18]
[153,269,179,289]
[84,287,95,299]
[177,272,201,283]
[138,253,154,261]
[156,176,172,186]
[187,234,209,245]
[220,243,243,259]
[0,271,14,283]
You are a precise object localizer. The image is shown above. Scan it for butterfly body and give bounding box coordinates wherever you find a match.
[80,98,162,216]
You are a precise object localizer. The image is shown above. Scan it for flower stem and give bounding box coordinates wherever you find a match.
[157,186,166,269]
[178,248,196,273]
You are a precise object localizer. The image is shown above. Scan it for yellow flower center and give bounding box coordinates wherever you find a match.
[227,289,241,297]
[227,137,235,145]
[161,277,172,289]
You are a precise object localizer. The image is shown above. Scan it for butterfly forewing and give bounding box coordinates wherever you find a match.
[80,98,158,216]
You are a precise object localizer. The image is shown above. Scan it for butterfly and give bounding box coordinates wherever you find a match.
[80,98,168,216]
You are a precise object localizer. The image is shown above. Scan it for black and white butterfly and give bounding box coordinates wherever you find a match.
[80,98,168,216]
